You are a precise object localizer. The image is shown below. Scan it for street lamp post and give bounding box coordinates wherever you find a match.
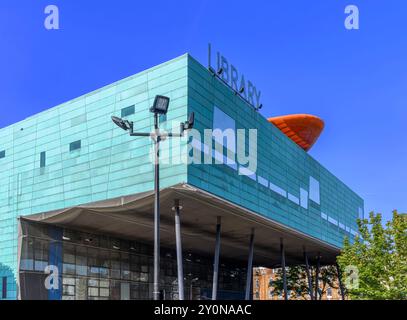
[153,111,161,300]
[112,95,194,300]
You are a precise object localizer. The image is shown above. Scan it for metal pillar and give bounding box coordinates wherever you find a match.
[314,253,321,300]
[153,113,160,301]
[173,199,184,300]
[336,263,345,300]
[280,238,288,300]
[212,216,221,300]
[245,229,255,300]
[303,248,314,300]
[190,283,193,300]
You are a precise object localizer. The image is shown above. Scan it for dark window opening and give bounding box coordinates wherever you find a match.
[0,150,5,159]
[2,276,6,299]
[121,105,135,118]
[70,140,81,152]
[40,151,46,168]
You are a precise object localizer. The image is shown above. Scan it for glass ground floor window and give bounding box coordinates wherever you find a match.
[18,220,246,300]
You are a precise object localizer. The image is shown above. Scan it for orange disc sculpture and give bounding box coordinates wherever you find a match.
[268,114,324,152]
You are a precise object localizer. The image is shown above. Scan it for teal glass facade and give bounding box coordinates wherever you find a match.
[186,56,364,247]
[0,54,363,300]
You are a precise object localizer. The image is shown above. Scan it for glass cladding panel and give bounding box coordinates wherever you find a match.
[269,182,287,197]
[213,106,236,131]
[213,106,236,153]
[288,193,299,205]
[71,114,87,126]
[309,176,320,204]
[358,207,364,220]
[300,188,308,209]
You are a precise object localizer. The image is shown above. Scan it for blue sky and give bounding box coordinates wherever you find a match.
[0,1,406,222]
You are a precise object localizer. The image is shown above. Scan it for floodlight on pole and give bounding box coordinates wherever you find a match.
[111,116,133,131]
[150,95,170,115]
[111,95,195,301]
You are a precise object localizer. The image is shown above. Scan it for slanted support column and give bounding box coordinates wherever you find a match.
[303,248,313,300]
[336,263,345,300]
[212,216,221,300]
[245,228,255,300]
[172,199,184,300]
[303,247,314,300]
[280,238,288,300]
[314,253,321,300]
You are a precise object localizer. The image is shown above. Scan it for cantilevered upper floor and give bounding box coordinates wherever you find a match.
[0,53,364,262]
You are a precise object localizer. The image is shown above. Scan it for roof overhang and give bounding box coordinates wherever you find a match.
[21,183,340,267]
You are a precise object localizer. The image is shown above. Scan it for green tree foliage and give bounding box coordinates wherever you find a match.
[270,265,308,299]
[270,265,339,300]
[337,210,407,300]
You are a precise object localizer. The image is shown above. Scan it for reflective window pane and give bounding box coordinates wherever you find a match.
[309,176,320,204]
[20,238,34,271]
[76,247,87,276]
[19,221,247,300]
[34,239,49,272]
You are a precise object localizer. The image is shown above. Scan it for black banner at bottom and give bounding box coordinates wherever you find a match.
[0,300,403,319]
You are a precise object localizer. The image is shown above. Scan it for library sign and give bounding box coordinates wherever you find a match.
[208,43,262,109]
